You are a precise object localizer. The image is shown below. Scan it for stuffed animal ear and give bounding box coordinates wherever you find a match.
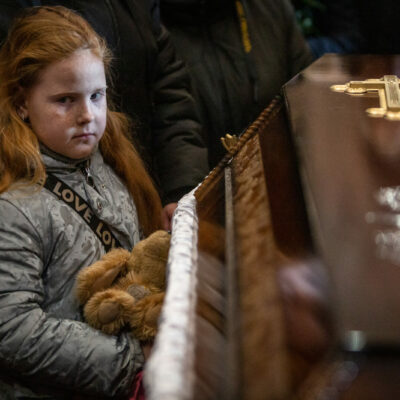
[76,248,132,304]
[131,230,171,270]
[127,230,170,290]
[143,230,171,261]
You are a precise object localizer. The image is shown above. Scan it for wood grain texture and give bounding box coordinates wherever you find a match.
[232,132,290,400]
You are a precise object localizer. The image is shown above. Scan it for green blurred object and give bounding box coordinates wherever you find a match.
[291,0,326,37]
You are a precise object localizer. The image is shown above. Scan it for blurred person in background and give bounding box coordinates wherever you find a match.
[160,0,313,168]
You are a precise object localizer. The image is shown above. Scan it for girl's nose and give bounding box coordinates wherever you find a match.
[77,102,94,125]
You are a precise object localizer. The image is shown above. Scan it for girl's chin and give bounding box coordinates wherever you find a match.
[53,143,99,160]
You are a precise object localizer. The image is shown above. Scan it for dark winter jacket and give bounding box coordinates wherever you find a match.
[0,0,209,204]
[0,148,143,399]
[160,0,313,167]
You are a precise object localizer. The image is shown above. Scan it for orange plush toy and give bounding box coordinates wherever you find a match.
[76,230,170,341]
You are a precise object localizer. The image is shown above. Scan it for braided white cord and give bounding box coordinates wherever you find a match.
[144,190,198,400]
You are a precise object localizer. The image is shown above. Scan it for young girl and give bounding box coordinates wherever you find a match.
[0,6,162,399]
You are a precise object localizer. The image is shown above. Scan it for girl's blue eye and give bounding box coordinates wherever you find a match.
[91,91,105,101]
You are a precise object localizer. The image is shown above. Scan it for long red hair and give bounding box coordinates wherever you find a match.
[0,6,162,236]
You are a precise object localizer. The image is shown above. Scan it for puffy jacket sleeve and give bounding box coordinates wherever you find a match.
[150,15,209,204]
[0,199,143,398]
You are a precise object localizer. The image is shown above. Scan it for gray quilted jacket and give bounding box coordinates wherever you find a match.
[0,147,143,399]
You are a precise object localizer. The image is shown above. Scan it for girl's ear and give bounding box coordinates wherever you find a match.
[16,106,28,122]
[15,88,29,122]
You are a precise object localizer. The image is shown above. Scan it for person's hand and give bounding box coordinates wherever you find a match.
[278,258,333,387]
[141,341,153,361]
[278,259,332,360]
[161,202,178,231]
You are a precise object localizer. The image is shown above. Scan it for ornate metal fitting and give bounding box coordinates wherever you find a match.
[221,133,239,154]
[331,75,400,121]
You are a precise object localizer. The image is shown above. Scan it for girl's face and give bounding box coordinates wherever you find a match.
[21,49,107,159]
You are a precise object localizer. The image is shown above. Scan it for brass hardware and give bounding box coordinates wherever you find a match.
[221,134,239,153]
[331,75,400,121]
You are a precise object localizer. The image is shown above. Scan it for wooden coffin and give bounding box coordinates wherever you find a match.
[146,54,400,400]
[194,98,315,400]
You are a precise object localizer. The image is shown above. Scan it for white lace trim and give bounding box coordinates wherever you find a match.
[144,190,198,400]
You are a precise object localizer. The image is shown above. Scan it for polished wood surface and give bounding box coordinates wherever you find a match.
[284,54,400,345]
[284,54,400,399]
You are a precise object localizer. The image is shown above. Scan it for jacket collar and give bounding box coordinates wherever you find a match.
[40,143,102,174]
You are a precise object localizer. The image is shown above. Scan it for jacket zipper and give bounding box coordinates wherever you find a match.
[80,160,95,188]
